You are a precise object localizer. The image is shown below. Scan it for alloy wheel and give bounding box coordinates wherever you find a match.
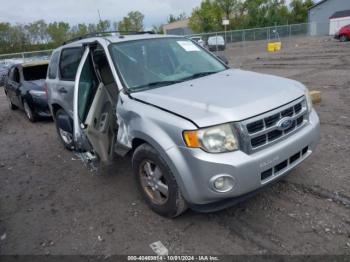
[23,102,33,120]
[59,128,73,145]
[340,35,348,42]
[139,160,169,205]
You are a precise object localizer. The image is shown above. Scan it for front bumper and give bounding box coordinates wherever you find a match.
[167,109,320,206]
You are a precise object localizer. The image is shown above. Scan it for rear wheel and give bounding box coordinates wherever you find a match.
[132,143,187,218]
[340,35,348,42]
[55,109,74,150]
[23,100,36,122]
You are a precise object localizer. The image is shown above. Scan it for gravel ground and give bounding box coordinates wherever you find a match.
[0,36,349,255]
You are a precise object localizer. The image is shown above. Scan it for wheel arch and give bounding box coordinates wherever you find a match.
[51,103,63,119]
[129,132,191,203]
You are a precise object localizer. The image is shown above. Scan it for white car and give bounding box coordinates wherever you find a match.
[207,35,226,51]
[190,36,205,47]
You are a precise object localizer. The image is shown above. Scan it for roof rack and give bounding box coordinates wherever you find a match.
[63,30,155,45]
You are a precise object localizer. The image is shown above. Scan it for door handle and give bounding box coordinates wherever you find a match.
[58,87,68,94]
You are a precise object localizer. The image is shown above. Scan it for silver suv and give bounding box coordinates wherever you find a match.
[46,32,320,217]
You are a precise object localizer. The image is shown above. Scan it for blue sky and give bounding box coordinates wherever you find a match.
[0,0,319,28]
[0,0,201,28]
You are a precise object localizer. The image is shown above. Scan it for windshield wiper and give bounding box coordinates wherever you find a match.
[180,71,220,81]
[130,71,222,92]
[132,80,182,91]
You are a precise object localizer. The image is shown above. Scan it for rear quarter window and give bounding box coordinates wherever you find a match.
[48,51,60,79]
[59,48,83,81]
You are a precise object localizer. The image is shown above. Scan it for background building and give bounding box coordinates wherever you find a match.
[163,19,193,35]
[308,0,350,36]
[329,10,350,35]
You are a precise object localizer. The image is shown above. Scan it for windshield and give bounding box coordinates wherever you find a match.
[109,37,226,91]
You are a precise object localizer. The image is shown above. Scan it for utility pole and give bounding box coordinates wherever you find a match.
[222,18,229,43]
[97,9,102,23]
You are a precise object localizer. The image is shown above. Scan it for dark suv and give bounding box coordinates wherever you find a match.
[4,61,50,121]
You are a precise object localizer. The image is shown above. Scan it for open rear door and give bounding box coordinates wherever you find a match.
[73,45,118,166]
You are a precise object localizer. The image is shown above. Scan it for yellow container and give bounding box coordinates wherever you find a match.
[274,42,282,51]
[267,42,282,52]
[267,42,276,52]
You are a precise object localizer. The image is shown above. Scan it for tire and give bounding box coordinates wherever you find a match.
[23,100,36,122]
[5,93,17,110]
[55,109,74,150]
[340,35,348,42]
[132,143,188,218]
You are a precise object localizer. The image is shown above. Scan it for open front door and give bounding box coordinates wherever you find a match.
[73,45,118,165]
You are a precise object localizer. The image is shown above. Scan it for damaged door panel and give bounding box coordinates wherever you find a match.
[73,43,119,170]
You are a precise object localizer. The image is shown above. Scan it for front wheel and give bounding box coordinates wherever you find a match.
[132,144,187,218]
[340,35,348,42]
[23,100,36,122]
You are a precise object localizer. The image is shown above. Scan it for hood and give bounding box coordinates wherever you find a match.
[25,79,46,90]
[132,69,306,127]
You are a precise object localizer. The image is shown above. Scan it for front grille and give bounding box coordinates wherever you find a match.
[247,120,264,133]
[267,130,283,141]
[251,135,267,147]
[296,116,304,126]
[290,152,301,164]
[264,113,280,128]
[260,145,309,181]
[241,97,308,153]
[281,107,294,117]
[274,160,288,173]
[294,103,302,114]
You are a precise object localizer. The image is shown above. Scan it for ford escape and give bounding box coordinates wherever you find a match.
[46,32,320,217]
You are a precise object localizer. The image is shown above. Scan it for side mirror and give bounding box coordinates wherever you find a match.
[217,55,229,65]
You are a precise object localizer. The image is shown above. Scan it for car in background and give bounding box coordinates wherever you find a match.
[207,35,226,51]
[190,36,205,47]
[334,24,350,42]
[3,61,51,122]
[0,64,12,87]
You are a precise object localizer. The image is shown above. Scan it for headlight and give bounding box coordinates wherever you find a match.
[183,123,238,153]
[305,90,313,112]
[29,90,46,97]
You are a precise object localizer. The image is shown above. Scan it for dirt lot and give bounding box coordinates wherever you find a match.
[0,36,349,255]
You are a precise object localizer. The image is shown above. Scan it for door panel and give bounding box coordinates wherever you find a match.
[73,45,118,164]
[84,82,116,162]
[7,67,21,106]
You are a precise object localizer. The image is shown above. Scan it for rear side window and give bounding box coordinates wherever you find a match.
[59,48,83,81]
[24,64,48,81]
[48,51,60,79]
[9,67,20,83]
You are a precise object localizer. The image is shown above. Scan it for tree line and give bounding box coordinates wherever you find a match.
[0,11,145,54]
[189,0,313,33]
[0,0,313,54]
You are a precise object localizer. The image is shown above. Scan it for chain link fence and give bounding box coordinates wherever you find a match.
[188,22,331,44]
[190,23,309,44]
[187,22,332,66]
[0,49,52,65]
[0,22,333,68]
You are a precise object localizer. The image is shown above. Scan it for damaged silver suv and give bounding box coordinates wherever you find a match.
[46,32,320,217]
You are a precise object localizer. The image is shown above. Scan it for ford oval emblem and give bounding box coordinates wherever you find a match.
[277,117,293,130]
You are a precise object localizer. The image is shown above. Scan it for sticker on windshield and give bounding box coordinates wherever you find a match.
[177,41,200,52]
